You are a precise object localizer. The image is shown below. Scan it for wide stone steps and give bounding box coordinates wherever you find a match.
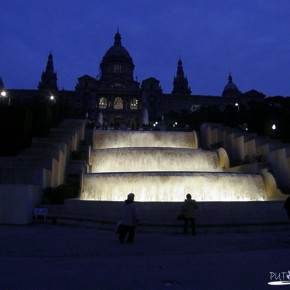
[39,200,290,234]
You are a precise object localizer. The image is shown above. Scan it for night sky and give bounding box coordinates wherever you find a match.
[1,0,290,97]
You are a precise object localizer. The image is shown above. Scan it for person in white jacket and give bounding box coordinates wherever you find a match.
[118,193,139,243]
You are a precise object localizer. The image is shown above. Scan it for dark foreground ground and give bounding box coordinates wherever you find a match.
[0,223,289,290]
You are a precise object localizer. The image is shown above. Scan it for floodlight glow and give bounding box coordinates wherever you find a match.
[1,91,7,97]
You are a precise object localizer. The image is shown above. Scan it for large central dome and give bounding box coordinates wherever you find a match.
[100,30,135,83]
[102,31,133,61]
[222,73,241,98]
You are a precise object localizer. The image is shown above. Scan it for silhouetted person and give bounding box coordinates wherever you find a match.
[181,193,198,235]
[118,193,139,243]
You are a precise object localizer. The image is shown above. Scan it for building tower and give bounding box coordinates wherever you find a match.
[222,73,241,98]
[172,58,191,95]
[93,29,141,128]
[76,30,141,128]
[0,77,4,92]
[38,52,58,92]
[99,29,136,86]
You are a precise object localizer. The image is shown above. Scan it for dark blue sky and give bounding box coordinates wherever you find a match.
[1,0,290,96]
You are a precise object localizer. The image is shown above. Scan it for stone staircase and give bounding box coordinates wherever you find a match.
[41,199,289,234]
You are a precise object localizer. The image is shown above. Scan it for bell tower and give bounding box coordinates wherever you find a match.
[172,58,191,95]
[38,52,58,92]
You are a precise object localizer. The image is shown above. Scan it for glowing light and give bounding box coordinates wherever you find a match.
[1,91,7,97]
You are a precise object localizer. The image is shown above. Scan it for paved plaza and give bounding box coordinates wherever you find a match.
[0,223,289,290]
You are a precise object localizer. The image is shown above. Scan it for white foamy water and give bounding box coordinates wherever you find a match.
[81,172,266,202]
[80,130,274,201]
[90,148,221,172]
[93,130,198,149]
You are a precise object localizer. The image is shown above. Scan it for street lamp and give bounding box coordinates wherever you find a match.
[1,90,7,97]
[234,102,239,112]
[49,95,56,103]
[0,90,10,105]
[270,123,277,138]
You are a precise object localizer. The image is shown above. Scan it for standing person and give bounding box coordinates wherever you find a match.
[181,193,198,235]
[118,193,139,244]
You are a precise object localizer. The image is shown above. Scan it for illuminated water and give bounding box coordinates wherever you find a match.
[80,130,275,202]
[93,130,198,149]
[90,148,222,172]
[81,172,266,201]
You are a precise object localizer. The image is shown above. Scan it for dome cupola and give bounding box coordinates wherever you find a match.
[100,30,135,83]
[222,73,241,98]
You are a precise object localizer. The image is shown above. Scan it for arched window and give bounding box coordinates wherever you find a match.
[130,98,138,110]
[99,97,107,109]
[114,97,123,110]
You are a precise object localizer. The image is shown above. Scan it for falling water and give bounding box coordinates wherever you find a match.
[97,112,103,125]
[80,130,274,202]
[93,130,198,149]
[142,108,149,125]
[81,172,266,202]
[90,148,222,172]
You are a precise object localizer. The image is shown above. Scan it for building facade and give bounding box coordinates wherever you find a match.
[2,30,265,129]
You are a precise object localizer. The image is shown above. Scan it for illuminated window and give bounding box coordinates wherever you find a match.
[130,98,138,110]
[99,97,107,109]
[114,97,123,110]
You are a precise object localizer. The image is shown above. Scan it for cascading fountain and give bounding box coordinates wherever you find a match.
[93,130,198,149]
[90,148,222,173]
[142,108,149,126]
[80,130,282,202]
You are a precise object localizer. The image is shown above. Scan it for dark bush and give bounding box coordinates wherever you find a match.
[71,151,83,160]
[0,106,33,155]
[42,184,79,204]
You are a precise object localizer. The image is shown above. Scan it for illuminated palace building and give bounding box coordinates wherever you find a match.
[1,30,265,129]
